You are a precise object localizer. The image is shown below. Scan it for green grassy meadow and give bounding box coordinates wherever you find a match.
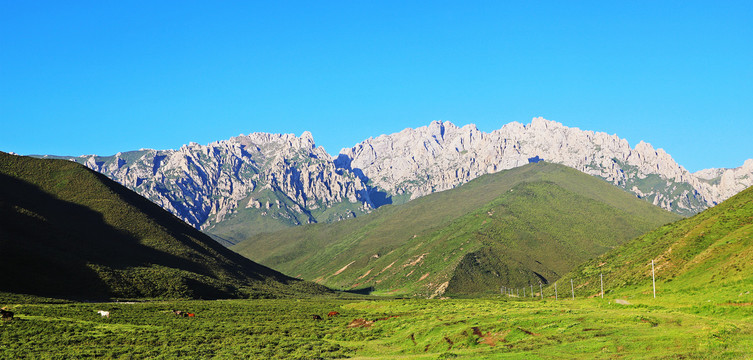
[2,289,752,359]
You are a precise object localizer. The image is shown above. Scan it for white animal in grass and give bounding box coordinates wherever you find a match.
[96,310,110,318]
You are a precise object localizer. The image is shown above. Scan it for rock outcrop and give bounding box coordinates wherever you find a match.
[694,159,753,204]
[336,117,753,215]
[62,132,372,237]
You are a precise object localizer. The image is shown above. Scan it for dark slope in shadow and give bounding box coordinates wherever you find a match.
[0,153,332,300]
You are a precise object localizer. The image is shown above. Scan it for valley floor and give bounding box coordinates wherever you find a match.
[1,294,751,359]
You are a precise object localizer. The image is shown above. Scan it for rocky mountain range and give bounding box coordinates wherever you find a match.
[47,117,752,243]
[337,117,753,215]
[47,132,372,244]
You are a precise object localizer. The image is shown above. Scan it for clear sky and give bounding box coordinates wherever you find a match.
[1,1,751,172]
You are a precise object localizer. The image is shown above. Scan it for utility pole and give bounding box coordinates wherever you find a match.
[555,282,558,300]
[600,273,604,299]
[539,283,543,300]
[571,279,574,300]
[530,284,533,298]
[652,260,656,299]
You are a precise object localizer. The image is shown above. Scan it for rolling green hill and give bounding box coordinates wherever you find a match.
[556,183,753,302]
[0,152,331,300]
[202,187,368,246]
[233,162,680,297]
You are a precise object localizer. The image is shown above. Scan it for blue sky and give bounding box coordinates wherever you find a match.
[1,1,751,172]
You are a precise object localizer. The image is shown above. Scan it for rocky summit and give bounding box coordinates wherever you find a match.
[51,131,372,244]
[48,118,752,242]
[337,117,753,216]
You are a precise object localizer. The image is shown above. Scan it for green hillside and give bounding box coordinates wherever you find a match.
[556,183,753,302]
[0,152,331,300]
[202,187,368,246]
[233,162,680,297]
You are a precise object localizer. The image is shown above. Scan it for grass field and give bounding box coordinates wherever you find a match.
[2,291,751,359]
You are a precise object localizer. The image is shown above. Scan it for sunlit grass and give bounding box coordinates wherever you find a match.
[2,291,751,359]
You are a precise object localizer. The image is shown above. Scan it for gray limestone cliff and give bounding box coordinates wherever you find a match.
[48,117,751,245]
[336,117,753,215]
[57,131,372,244]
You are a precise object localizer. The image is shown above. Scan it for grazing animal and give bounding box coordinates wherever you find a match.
[0,309,13,321]
[327,311,340,317]
[171,310,192,317]
[312,315,322,320]
[96,310,110,318]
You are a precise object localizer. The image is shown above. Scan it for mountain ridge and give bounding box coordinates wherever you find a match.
[42,132,374,244]
[0,152,331,300]
[40,118,752,243]
[337,117,753,215]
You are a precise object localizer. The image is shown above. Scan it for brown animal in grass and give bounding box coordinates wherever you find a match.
[0,309,13,321]
[327,311,339,317]
[312,315,323,320]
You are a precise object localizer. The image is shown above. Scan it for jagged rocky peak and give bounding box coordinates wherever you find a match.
[694,168,726,181]
[693,159,753,202]
[695,159,753,180]
[69,130,372,233]
[226,131,332,163]
[53,118,752,243]
[337,117,753,215]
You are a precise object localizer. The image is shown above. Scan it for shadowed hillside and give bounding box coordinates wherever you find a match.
[0,152,331,300]
[233,162,680,297]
